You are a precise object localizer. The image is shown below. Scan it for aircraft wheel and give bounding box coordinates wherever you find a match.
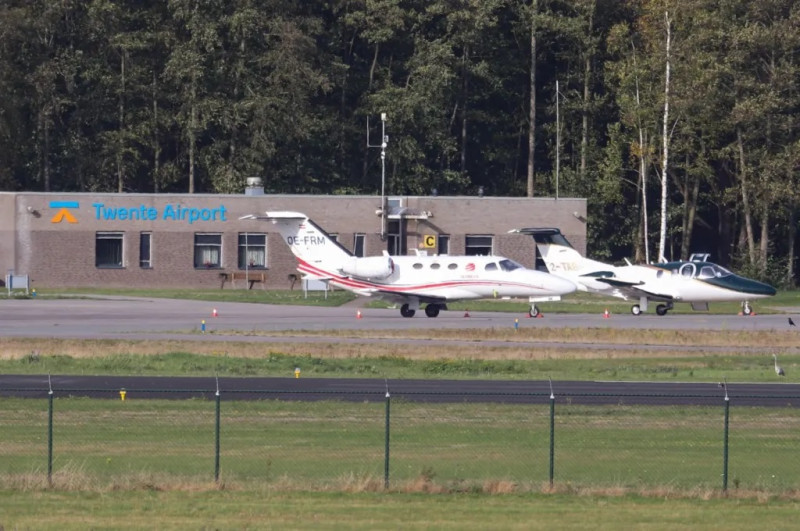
[425,304,441,318]
[400,304,416,318]
[656,304,669,316]
[529,305,540,318]
[743,302,753,316]
[631,305,642,316]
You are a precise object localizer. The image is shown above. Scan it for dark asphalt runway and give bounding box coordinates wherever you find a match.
[1,374,798,407]
[1,297,798,407]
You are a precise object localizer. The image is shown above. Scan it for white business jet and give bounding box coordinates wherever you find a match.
[514,227,776,316]
[240,211,576,318]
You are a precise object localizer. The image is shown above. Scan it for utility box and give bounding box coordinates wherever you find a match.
[5,270,30,295]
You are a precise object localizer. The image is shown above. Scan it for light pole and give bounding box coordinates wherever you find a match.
[368,113,388,240]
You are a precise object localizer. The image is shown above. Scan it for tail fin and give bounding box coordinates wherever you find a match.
[513,228,602,275]
[241,211,352,276]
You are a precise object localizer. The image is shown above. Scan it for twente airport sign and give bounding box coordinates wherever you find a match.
[49,200,229,225]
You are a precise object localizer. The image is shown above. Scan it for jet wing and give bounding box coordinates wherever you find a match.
[595,278,676,301]
[371,289,448,305]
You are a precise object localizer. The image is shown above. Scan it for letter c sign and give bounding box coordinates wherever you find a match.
[423,235,436,248]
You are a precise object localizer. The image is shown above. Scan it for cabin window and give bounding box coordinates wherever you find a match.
[679,263,696,278]
[96,232,124,268]
[430,263,441,270]
[499,259,522,271]
[465,235,493,256]
[238,233,267,269]
[194,233,222,268]
[448,263,458,270]
[413,263,423,269]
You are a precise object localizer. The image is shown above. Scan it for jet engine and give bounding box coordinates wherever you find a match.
[340,255,395,279]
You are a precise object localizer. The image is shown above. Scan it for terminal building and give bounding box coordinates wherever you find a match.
[0,184,587,291]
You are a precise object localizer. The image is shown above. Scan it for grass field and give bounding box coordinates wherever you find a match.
[2,289,800,528]
[3,490,799,530]
[2,397,800,529]
[2,397,799,492]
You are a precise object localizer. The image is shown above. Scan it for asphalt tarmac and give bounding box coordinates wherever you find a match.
[1,296,798,406]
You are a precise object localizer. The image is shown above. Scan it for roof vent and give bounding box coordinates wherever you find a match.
[245,177,264,196]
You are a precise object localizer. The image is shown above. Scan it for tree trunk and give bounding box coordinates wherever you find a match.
[117,50,125,194]
[460,46,469,179]
[788,209,796,286]
[760,202,769,274]
[188,71,196,194]
[736,127,756,265]
[152,71,161,194]
[526,0,537,197]
[657,10,671,262]
[580,3,594,184]
[632,40,649,264]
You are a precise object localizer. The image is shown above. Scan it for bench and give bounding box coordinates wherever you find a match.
[219,271,267,290]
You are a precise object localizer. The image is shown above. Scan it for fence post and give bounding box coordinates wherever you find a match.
[214,379,221,483]
[722,393,730,492]
[548,378,555,488]
[47,387,54,487]
[384,386,391,490]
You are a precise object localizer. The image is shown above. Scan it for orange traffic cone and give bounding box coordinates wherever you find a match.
[356,310,362,319]
[464,309,470,318]
[603,308,610,319]
[212,308,218,317]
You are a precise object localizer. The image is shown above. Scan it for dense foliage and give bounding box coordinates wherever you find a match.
[0,0,797,283]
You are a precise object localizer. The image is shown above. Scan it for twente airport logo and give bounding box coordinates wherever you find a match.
[50,201,80,223]
[48,200,228,225]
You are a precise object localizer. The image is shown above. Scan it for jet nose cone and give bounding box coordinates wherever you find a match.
[714,275,777,297]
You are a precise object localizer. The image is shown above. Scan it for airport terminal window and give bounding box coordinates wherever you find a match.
[139,232,152,268]
[238,233,266,269]
[194,233,222,268]
[438,235,450,255]
[354,234,366,257]
[96,232,124,268]
[465,235,493,256]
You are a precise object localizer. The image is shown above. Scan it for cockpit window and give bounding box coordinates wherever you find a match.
[499,259,523,271]
[485,262,498,271]
[697,264,731,279]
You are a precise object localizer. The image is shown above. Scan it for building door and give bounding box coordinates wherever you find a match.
[386,220,407,256]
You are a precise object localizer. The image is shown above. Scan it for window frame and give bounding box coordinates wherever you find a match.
[237,233,267,270]
[465,235,493,256]
[194,233,223,269]
[96,232,124,269]
[139,232,152,269]
[437,234,450,255]
[354,233,366,257]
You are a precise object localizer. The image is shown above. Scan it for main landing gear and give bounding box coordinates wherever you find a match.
[400,304,416,318]
[630,302,673,315]
[400,303,444,318]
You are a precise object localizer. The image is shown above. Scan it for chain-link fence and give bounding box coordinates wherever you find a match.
[1,385,799,493]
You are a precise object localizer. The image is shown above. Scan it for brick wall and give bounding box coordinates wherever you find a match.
[1,192,587,289]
